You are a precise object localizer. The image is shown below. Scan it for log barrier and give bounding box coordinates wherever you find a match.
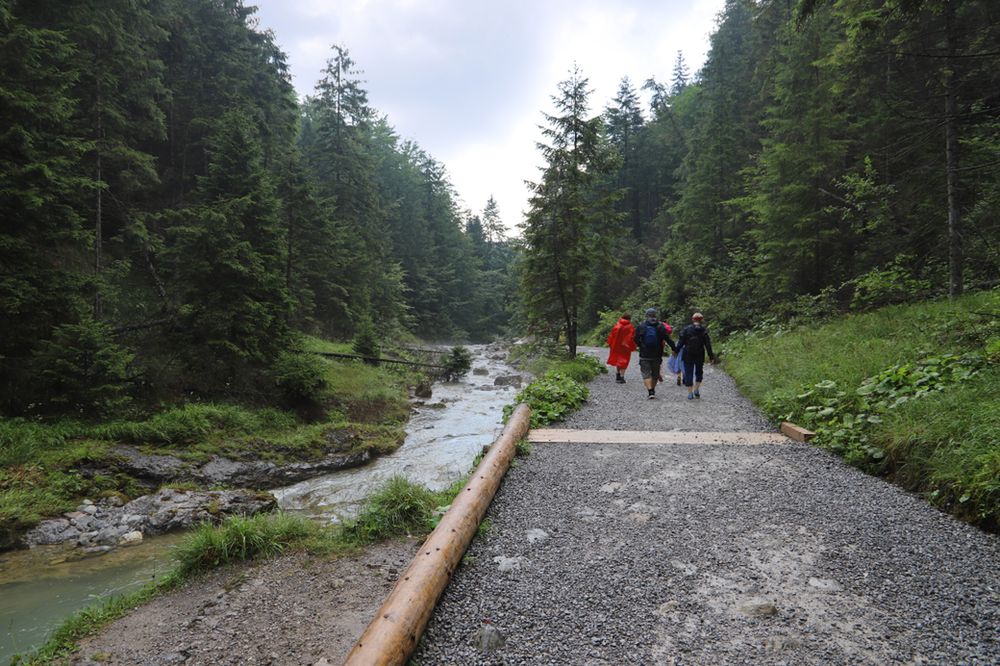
[342,403,532,666]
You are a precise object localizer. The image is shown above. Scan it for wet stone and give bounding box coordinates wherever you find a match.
[471,624,506,652]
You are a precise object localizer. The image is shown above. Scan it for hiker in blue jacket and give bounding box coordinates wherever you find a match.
[633,308,677,399]
[677,312,716,400]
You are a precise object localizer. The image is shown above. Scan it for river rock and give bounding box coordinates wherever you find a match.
[415,380,433,398]
[111,446,188,482]
[196,449,372,488]
[493,374,523,387]
[24,488,276,549]
[26,519,79,546]
[472,367,489,375]
[119,530,144,546]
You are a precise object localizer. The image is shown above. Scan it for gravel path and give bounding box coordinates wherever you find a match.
[414,349,1000,664]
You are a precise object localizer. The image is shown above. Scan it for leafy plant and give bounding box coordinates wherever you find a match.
[271,351,328,403]
[503,372,589,428]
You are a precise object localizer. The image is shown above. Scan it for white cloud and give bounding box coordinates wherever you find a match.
[252,0,726,233]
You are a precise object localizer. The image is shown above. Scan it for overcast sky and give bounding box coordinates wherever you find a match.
[251,0,726,232]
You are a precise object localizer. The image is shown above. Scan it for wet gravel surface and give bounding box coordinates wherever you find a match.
[414,349,1000,664]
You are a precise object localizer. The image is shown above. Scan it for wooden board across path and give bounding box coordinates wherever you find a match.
[526,429,792,446]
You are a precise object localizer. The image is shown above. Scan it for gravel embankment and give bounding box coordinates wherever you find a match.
[414,349,1000,664]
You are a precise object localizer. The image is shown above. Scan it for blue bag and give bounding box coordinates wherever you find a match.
[667,347,685,374]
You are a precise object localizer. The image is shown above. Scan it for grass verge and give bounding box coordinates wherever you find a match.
[723,289,1000,529]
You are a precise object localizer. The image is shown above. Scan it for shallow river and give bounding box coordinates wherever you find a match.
[0,346,520,662]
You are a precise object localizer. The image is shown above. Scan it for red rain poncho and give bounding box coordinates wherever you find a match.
[606,318,637,370]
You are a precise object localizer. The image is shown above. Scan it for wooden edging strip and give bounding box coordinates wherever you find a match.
[527,429,791,446]
[780,421,815,442]
[343,403,532,666]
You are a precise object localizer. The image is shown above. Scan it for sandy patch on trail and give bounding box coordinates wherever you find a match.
[72,538,419,666]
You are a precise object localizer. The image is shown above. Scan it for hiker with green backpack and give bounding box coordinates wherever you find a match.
[677,312,716,400]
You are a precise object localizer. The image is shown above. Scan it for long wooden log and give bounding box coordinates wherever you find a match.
[343,403,532,666]
[311,351,446,370]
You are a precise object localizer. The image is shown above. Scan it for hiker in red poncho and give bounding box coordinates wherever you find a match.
[606,313,637,384]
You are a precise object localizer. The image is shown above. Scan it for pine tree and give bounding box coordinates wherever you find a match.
[163,109,291,386]
[521,66,622,356]
[747,3,852,297]
[0,3,91,412]
[670,51,690,95]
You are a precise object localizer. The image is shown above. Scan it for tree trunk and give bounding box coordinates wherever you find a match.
[94,86,103,319]
[944,0,963,297]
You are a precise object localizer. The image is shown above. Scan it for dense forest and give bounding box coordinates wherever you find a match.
[522,0,1000,351]
[4,0,1000,416]
[0,0,516,417]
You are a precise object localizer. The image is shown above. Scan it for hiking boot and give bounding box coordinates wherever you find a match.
[616,376,626,384]
[648,394,656,400]
[694,390,701,398]
[687,393,695,400]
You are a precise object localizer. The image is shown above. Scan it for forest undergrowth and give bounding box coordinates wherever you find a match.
[723,289,1000,530]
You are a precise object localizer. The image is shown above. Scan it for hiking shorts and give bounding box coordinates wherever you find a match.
[639,359,661,380]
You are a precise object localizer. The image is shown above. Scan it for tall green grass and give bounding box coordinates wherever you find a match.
[724,289,1000,528]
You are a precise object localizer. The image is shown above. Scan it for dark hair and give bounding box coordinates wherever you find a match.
[621,312,631,321]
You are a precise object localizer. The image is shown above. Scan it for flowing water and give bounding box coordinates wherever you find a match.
[0,346,521,662]
[273,346,521,520]
[0,533,184,663]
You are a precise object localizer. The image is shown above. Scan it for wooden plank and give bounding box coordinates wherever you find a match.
[527,429,790,446]
[780,421,816,442]
[343,403,532,666]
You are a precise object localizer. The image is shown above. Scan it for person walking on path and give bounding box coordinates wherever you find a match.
[605,313,637,384]
[677,312,716,400]
[633,308,677,399]
[658,314,681,385]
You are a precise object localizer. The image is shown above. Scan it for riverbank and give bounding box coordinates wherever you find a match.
[4,343,525,662]
[0,339,419,552]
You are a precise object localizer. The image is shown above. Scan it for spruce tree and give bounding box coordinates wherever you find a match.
[0,3,91,412]
[521,66,622,356]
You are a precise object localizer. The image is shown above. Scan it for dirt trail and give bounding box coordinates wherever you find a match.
[413,348,1000,664]
[71,539,418,665]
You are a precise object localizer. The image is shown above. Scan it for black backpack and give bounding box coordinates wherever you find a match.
[685,327,705,356]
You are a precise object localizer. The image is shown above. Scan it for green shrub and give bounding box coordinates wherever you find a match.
[548,354,606,383]
[173,512,327,576]
[503,372,589,428]
[441,346,472,381]
[851,255,933,311]
[352,321,380,364]
[272,351,329,402]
